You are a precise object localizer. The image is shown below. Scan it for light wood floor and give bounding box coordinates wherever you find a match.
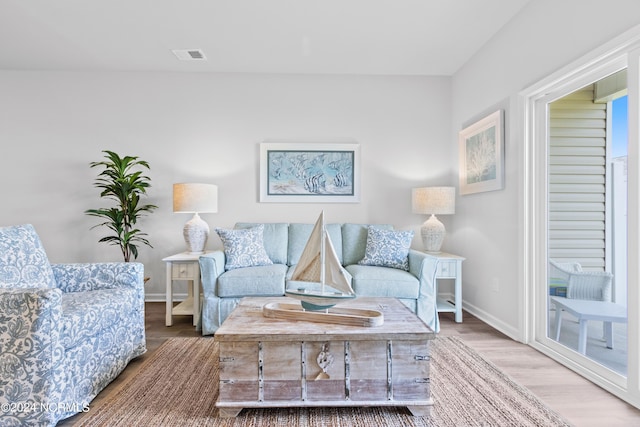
[61,303,640,426]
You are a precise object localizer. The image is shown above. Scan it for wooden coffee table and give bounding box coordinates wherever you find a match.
[214,296,435,417]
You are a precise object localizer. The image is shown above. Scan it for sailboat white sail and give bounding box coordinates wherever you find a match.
[285,211,356,310]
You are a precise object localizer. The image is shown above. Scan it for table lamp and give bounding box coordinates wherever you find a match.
[173,183,218,254]
[412,186,455,253]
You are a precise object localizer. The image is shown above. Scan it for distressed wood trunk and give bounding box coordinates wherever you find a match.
[214,297,435,417]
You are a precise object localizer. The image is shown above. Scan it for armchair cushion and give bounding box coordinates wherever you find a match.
[0,224,56,289]
[358,227,413,271]
[216,224,273,271]
[60,287,138,349]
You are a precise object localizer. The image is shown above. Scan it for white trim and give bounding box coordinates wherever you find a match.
[519,23,640,408]
[625,45,640,406]
[462,300,521,341]
[605,99,614,273]
[529,338,628,390]
[515,92,530,344]
[519,26,640,101]
[146,292,188,302]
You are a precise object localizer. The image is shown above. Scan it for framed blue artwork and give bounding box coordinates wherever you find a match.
[458,110,504,195]
[260,141,360,203]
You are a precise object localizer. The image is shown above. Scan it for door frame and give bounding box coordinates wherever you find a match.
[518,25,640,408]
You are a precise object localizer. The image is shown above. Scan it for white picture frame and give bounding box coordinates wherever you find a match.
[260,142,361,203]
[458,110,504,195]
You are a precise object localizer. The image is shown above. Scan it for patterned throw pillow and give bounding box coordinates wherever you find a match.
[215,224,273,271]
[358,226,414,271]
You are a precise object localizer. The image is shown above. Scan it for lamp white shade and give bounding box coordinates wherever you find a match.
[173,183,218,254]
[411,187,455,215]
[173,183,218,213]
[412,186,455,252]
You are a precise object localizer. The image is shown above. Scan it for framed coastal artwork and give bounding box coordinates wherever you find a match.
[259,142,361,203]
[458,110,504,195]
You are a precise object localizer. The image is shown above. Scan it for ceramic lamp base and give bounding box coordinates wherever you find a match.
[421,214,445,253]
[183,213,209,254]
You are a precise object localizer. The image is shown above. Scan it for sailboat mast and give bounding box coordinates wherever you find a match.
[320,210,325,293]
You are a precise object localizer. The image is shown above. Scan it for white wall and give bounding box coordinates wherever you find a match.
[0,71,451,299]
[450,0,640,338]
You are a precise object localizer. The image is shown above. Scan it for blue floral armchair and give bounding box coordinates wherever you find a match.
[0,224,146,426]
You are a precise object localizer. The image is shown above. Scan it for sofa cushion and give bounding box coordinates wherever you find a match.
[345,264,419,299]
[286,264,353,291]
[0,224,56,289]
[218,264,287,297]
[60,287,138,350]
[358,227,413,271]
[235,223,288,265]
[288,223,343,266]
[341,223,393,266]
[216,225,273,270]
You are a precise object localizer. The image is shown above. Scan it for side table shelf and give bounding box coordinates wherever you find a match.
[430,252,465,323]
[163,252,205,327]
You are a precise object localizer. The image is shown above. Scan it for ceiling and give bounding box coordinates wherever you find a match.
[0,0,530,76]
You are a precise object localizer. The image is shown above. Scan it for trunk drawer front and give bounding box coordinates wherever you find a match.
[263,341,302,401]
[348,341,388,401]
[217,339,430,404]
[392,340,431,400]
[219,342,259,401]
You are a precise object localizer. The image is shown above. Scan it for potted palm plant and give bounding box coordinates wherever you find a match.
[86,150,158,262]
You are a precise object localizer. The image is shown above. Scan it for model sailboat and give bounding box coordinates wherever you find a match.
[285,211,355,310]
[263,211,383,327]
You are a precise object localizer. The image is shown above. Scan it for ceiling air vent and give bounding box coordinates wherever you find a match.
[172,49,207,61]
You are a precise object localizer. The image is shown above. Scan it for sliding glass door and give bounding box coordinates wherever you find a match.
[547,79,628,376]
[522,31,640,408]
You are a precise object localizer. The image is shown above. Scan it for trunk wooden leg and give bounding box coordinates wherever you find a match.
[218,407,243,418]
[407,405,430,416]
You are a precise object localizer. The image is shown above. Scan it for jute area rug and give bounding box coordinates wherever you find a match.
[77,336,571,427]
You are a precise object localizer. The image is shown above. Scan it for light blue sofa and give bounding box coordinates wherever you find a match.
[0,224,146,426]
[199,222,440,335]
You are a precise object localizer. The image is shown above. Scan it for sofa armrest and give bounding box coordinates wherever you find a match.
[0,288,66,425]
[408,249,440,332]
[199,251,229,335]
[199,251,226,297]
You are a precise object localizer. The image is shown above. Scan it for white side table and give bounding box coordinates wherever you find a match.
[430,252,465,323]
[163,252,204,327]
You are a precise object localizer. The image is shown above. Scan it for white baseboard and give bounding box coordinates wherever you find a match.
[436,291,520,341]
[461,299,520,341]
